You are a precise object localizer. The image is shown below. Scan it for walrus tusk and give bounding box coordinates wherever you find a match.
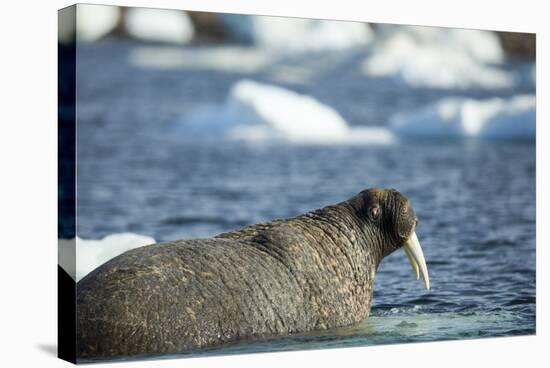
[403,245,420,280]
[403,232,430,290]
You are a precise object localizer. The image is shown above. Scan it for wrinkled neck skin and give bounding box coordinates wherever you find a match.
[217,198,402,330]
[262,200,400,329]
[302,202,386,270]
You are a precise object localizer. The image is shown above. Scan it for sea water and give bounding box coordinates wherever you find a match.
[71,39,535,362]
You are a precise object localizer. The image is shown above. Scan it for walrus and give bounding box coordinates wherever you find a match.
[77,188,429,358]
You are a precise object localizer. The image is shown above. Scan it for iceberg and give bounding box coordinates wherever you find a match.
[59,233,156,281]
[221,15,373,52]
[362,25,514,89]
[124,8,194,44]
[181,79,394,144]
[390,95,535,140]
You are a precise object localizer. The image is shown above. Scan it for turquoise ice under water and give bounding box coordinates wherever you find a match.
[198,309,524,353]
[70,40,535,362]
[166,309,527,357]
[81,309,529,363]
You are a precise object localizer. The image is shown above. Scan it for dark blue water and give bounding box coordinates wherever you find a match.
[74,39,535,361]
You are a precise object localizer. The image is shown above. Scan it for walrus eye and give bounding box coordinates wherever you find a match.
[370,205,381,220]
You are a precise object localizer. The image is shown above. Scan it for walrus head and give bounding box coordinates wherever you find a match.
[349,188,430,290]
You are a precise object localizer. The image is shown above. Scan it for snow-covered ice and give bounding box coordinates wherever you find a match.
[390,95,535,140]
[181,79,394,144]
[124,8,194,44]
[76,4,120,42]
[221,15,373,52]
[362,25,514,89]
[59,233,156,281]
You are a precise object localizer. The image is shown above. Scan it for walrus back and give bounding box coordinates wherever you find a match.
[76,237,309,357]
[77,204,376,358]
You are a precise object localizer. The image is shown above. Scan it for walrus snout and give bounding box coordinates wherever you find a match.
[388,190,430,290]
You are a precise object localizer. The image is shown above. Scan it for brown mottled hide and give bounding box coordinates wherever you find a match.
[77,190,406,358]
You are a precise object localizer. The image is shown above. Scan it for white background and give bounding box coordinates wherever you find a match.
[0,0,546,367]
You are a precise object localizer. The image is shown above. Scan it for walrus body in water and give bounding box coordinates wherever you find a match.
[77,188,429,358]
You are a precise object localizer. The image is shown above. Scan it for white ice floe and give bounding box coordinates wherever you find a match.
[125,8,194,44]
[377,25,505,64]
[59,233,155,281]
[390,95,535,140]
[221,15,373,52]
[226,80,349,140]
[181,79,394,144]
[362,25,514,89]
[76,4,120,42]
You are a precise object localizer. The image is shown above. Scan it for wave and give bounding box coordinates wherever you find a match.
[58,233,156,281]
[390,95,535,140]
[180,79,394,145]
[361,25,514,89]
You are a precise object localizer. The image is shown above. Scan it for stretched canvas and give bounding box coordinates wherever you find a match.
[58,4,536,364]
